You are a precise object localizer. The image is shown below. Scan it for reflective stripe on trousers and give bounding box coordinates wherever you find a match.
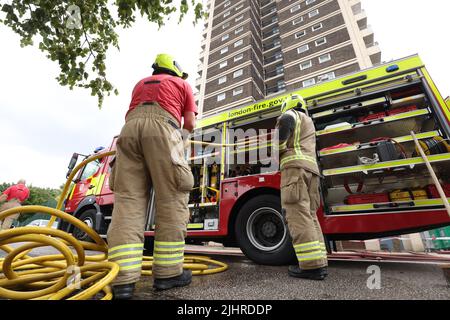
[320,242,327,256]
[294,241,327,262]
[108,243,144,272]
[153,241,185,266]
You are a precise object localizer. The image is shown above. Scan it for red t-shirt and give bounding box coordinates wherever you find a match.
[127,74,198,126]
[3,184,30,203]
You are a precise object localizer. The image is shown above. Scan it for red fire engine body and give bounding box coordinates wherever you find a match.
[62,56,450,265]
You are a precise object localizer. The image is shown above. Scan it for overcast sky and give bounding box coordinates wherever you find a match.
[0,0,449,189]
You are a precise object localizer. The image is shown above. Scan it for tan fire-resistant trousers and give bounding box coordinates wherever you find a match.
[281,167,328,270]
[107,104,194,285]
[0,200,21,230]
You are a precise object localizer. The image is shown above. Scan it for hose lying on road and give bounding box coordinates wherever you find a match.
[0,152,228,300]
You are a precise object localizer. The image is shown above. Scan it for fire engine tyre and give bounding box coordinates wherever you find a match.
[73,209,97,242]
[235,195,296,266]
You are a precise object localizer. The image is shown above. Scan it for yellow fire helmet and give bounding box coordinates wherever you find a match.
[280,94,307,114]
[152,53,188,80]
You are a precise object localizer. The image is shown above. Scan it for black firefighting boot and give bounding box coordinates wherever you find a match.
[112,283,136,300]
[153,270,192,291]
[288,265,328,281]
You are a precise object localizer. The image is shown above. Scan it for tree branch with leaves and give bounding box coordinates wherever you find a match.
[0,0,206,107]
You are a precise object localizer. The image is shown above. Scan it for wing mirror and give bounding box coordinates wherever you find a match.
[66,153,79,179]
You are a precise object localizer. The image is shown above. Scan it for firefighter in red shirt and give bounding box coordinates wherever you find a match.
[107,54,197,299]
[0,179,30,230]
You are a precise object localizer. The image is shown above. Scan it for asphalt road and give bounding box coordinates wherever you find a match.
[136,255,450,300]
[1,246,449,300]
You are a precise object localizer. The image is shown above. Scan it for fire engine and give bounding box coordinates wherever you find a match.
[60,55,450,265]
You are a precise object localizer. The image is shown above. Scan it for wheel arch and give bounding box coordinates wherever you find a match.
[67,196,101,232]
[226,187,280,244]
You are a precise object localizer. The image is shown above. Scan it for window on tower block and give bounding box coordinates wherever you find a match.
[217,93,226,101]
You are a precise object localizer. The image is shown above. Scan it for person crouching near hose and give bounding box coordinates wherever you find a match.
[276,95,328,280]
[107,53,197,299]
[0,179,30,230]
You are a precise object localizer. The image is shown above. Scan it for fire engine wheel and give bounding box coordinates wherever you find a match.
[73,209,97,242]
[235,195,296,266]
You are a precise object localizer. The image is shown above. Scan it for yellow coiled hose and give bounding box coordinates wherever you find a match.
[0,151,228,300]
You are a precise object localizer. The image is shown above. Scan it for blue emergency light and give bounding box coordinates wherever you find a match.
[94,146,105,153]
[386,65,399,73]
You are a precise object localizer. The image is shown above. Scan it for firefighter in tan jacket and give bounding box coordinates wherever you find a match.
[276,95,328,280]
